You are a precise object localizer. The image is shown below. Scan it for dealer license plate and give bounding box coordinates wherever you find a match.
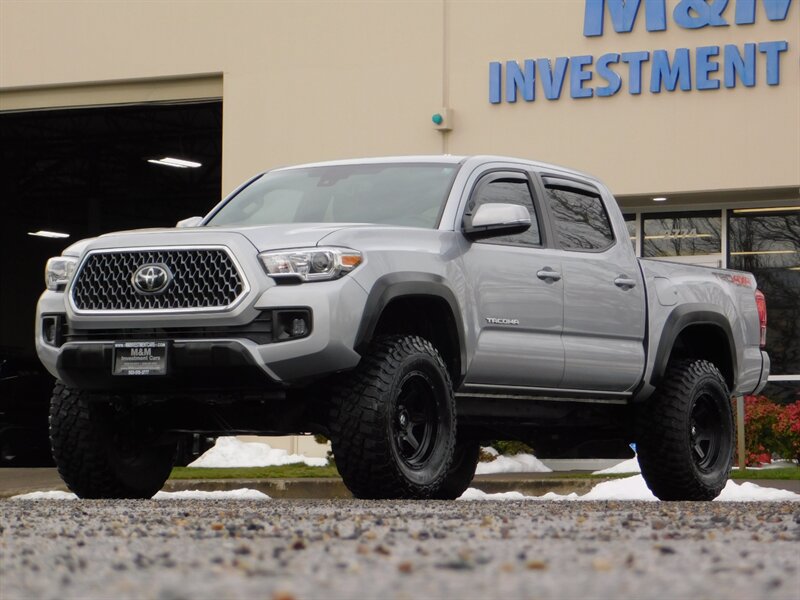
[113,341,169,376]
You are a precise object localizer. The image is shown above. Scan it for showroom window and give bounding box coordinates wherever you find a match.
[728,207,800,402]
[624,213,638,253]
[642,211,721,258]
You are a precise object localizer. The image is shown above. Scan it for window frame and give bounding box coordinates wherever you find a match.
[462,169,545,249]
[539,176,617,253]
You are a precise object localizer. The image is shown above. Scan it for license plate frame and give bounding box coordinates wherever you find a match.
[112,341,169,376]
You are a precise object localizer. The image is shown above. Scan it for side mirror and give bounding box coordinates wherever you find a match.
[176,216,203,228]
[463,203,531,240]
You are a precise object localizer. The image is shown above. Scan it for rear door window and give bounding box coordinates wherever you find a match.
[544,185,614,251]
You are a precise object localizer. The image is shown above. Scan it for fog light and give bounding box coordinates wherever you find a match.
[42,315,64,347]
[291,318,308,337]
[273,309,312,342]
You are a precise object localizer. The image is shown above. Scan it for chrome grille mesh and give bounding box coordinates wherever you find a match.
[71,248,245,311]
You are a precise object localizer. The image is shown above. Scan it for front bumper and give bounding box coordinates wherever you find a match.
[35,272,368,389]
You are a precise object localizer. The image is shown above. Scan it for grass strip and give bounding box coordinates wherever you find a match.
[170,464,340,480]
[170,464,799,481]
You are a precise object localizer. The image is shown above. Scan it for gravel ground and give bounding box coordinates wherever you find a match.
[1,499,798,600]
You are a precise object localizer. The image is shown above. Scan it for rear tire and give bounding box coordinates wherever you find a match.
[329,335,457,499]
[636,359,733,501]
[49,382,176,499]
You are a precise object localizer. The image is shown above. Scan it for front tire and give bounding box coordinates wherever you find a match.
[636,359,734,501]
[49,383,176,499]
[329,335,457,499]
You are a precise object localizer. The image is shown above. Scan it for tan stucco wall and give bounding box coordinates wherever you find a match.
[1,0,798,197]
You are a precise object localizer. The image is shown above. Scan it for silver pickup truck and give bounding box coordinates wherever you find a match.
[36,155,770,501]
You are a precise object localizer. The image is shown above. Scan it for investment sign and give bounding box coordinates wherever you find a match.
[489,0,793,103]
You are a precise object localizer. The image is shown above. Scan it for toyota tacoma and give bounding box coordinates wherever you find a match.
[35,155,770,500]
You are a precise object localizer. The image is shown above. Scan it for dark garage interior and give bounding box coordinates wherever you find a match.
[0,99,223,464]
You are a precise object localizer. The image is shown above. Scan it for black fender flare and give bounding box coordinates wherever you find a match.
[354,272,467,381]
[649,304,738,389]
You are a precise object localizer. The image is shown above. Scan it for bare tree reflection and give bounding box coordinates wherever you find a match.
[643,214,721,257]
[546,188,614,250]
[730,212,800,402]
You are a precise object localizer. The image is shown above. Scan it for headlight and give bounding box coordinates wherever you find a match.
[259,247,362,282]
[45,256,78,291]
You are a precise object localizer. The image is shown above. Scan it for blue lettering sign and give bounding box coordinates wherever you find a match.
[735,0,793,24]
[584,0,667,36]
[650,48,692,92]
[621,51,650,94]
[723,43,756,87]
[537,57,570,100]
[696,45,721,89]
[489,1,793,104]
[506,60,535,102]
[570,55,594,98]
[489,62,502,103]
[758,40,788,84]
[596,53,623,96]
[673,0,730,29]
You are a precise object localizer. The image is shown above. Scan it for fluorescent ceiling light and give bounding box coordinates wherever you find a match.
[653,197,667,202]
[729,250,797,256]
[28,230,70,239]
[147,157,202,168]
[644,234,713,240]
[789,267,800,271]
[732,206,800,214]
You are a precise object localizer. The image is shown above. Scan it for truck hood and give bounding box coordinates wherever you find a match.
[78,223,369,254]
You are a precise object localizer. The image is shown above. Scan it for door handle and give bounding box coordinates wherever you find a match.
[537,268,562,282]
[614,276,637,289]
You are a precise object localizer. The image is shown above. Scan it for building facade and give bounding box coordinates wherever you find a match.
[1,1,797,455]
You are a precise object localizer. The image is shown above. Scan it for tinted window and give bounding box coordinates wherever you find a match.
[468,177,541,246]
[207,163,458,228]
[729,210,799,382]
[643,212,721,257]
[545,186,614,250]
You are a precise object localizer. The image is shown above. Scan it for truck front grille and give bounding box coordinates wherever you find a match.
[71,247,246,312]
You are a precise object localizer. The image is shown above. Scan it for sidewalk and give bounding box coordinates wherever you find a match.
[2,468,799,499]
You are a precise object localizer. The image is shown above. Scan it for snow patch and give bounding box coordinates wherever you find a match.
[592,455,642,475]
[153,488,270,500]
[188,436,328,468]
[10,488,271,501]
[459,475,800,502]
[10,490,78,500]
[475,453,552,475]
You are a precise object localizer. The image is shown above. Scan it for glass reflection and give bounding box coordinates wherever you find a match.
[643,212,721,257]
[546,188,614,251]
[729,211,800,382]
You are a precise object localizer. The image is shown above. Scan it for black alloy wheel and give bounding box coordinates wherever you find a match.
[636,359,734,501]
[329,335,458,499]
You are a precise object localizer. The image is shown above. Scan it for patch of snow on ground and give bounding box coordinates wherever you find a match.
[188,436,328,468]
[459,475,800,502]
[10,488,271,501]
[475,453,552,475]
[481,446,499,457]
[458,488,531,501]
[592,455,642,475]
[153,488,270,500]
[10,490,78,500]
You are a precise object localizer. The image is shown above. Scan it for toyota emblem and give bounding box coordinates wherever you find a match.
[132,264,173,294]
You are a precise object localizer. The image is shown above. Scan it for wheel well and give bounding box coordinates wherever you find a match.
[668,324,734,390]
[371,296,461,383]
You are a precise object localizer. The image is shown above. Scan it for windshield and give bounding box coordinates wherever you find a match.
[206,163,459,228]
